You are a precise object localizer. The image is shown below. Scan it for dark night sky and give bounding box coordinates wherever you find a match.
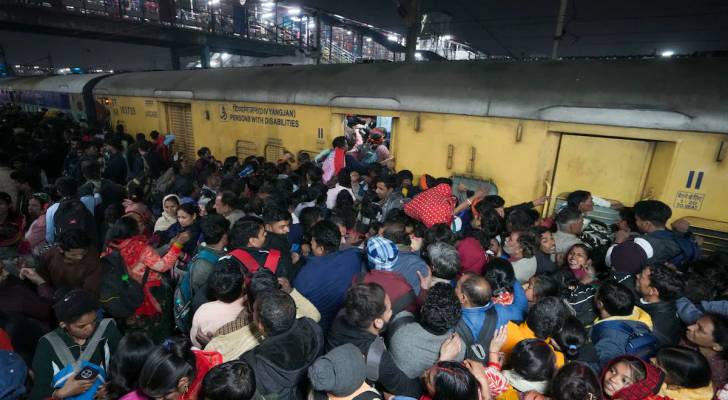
[2,0,728,70]
[297,0,728,57]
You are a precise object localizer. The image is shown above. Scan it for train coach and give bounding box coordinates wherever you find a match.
[0,73,109,124]
[2,59,728,252]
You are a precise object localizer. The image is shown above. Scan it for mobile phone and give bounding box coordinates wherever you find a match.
[74,366,99,381]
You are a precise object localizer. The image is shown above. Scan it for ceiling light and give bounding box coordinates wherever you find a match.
[387,34,398,41]
[287,7,300,15]
[661,50,675,57]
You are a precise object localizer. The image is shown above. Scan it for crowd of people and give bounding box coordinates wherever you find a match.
[0,106,726,400]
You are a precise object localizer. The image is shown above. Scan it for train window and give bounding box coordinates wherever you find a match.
[342,114,394,165]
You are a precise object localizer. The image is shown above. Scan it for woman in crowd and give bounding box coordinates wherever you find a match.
[104,216,191,341]
[601,355,666,400]
[105,332,156,400]
[556,244,600,325]
[654,346,713,399]
[24,192,51,254]
[138,336,222,400]
[154,194,181,234]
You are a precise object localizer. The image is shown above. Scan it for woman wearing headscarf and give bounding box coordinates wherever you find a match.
[154,194,181,233]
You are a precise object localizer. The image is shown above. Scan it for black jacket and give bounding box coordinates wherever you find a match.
[640,300,684,346]
[229,246,290,278]
[326,314,423,398]
[240,317,323,400]
[265,232,295,280]
[103,152,128,185]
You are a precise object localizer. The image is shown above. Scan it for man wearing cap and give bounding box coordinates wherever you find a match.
[605,237,654,289]
[360,237,420,315]
[309,343,381,399]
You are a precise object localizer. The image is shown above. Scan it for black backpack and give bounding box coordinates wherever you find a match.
[99,251,149,319]
[54,198,97,242]
[454,306,499,362]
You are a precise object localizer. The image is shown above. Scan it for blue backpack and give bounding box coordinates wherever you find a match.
[591,320,659,361]
[173,248,221,332]
[46,319,113,400]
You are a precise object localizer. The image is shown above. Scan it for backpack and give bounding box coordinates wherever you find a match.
[99,251,149,319]
[46,319,113,400]
[591,320,659,360]
[174,249,221,332]
[54,198,96,241]
[649,230,701,267]
[229,248,281,275]
[454,306,499,362]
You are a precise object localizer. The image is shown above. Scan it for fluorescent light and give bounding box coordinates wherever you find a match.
[442,35,452,40]
[661,50,675,57]
[387,34,398,41]
[261,12,273,19]
[308,21,315,27]
[346,30,352,35]
[365,37,372,42]
[290,16,300,21]
[287,7,300,15]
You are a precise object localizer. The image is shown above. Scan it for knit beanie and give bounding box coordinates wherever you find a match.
[367,236,399,271]
[309,343,366,397]
[606,238,654,275]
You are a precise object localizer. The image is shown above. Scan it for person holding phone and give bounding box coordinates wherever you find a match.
[29,289,121,400]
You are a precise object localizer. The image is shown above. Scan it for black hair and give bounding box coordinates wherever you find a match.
[431,361,479,400]
[529,275,560,303]
[57,229,90,251]
[200,214,230,245]
[705,313,728,359]
[55,176,78,198]
[209,259,244,303]
[375,174,397,190]
[596,280,636,317]
[556,207,582,228]
[255,289,296,336]
[343,283,387,329]
[106,216,140,243]
[506,208,537,233]
[551,362,603,400]
[229,219,264,249]
[262,203,291,224]
[248,268,280,302]
[310,220,341,254]
[656,346,711,388]
[427,242,461,280]
[217,190,239,209]
[482,195,505,209]
[178,202,200,219]
[53,289,99,323]
[421,283,462,335]
[106,137,123,151]
[527,296,567,339]
[459,272,491,307]
[150,130,160,140]
[633,200,672,228]
[197,147,211,158]
[139,336,197,398]
[138,141,152,152]
[336,169,352,188]
[300,207,324,231]
[421,223,457,260]
[511,339,556,382]
[396,169,413,184]
[81,160,102,180]
[332,136,347,149]
[484,258,515,296]
[645,264,684,302]
[382,220,410,246]
[107,332,156,399]
[514,230,539,258]
[566,190,591,210]
[555,315,589,360]
[618,207,638,232]
[201,360,257,400]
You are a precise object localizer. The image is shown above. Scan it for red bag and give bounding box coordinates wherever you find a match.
[404,183,456,228]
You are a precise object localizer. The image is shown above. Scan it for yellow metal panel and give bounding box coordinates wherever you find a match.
[165,103,196,162]
[551,135,653,206]
[97,95,164,138]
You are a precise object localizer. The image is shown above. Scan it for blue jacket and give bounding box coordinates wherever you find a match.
[590,307,653,368]
[392,250,429,295]
[495,283,528,323]
[293,248,362,333]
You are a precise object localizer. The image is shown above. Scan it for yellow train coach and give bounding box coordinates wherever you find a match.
[90,58,728,252]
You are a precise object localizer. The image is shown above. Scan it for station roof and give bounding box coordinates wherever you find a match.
[92,58,728,134]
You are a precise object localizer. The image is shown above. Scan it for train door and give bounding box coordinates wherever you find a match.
[332,113,395,164]
[165,103,196,162]
[549,134,654,214]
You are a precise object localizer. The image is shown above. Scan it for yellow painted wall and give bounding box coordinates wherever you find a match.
[100,94,728,229]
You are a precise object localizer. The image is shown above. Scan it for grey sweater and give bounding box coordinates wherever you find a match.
[389,312,466,379]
